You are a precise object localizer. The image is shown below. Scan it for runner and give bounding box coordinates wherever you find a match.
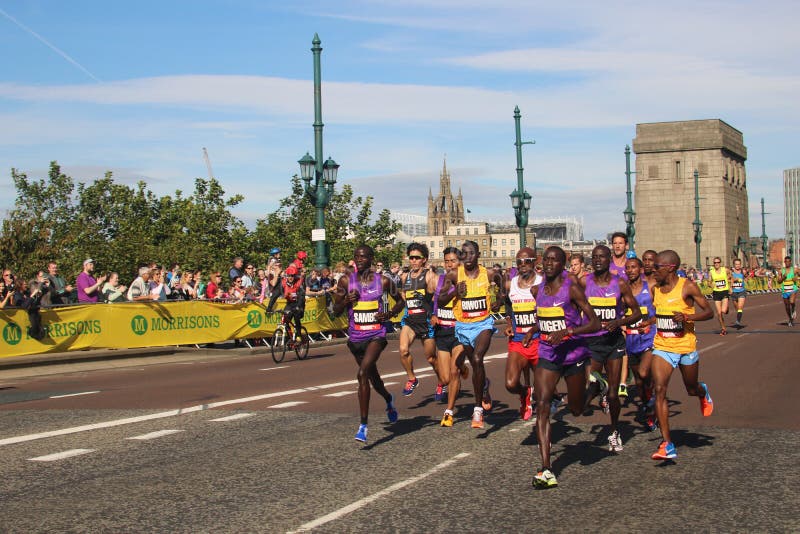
[432,247,468,427]
[569,253,587,282]
[397,243,441,398]
[504,247,542,422]
[609,232,629,280]
[777,256,799,327]
[580,245,641,452]
[624,256,658,430]
[332,245,403,443]
[438,240,504,430]
[650,250,714,460]
[708,257,731,335]
[730,258,747,327]
[524,246,600,488]
[641,249,658,288]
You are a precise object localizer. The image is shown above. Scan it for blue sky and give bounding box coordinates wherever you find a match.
[1,0,797,239]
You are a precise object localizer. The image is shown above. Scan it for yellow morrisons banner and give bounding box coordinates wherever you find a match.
[0,297,348,359]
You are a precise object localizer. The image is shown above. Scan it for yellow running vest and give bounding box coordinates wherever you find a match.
[454,265,491,323]
[653,277,697,354]
[710,267,730,292]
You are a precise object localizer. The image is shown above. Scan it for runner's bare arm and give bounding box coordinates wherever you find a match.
[607,279,642,331]
[681,279,714,322]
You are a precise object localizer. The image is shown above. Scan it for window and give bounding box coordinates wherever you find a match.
[674,160,682,183]
[456,240,461,246]
[473,228,478,235]
[493,250,497,257]
[493,239,498,246]
[439,240,443,247]
[457,228,461,235]
[502,250,506,257]
[510,238,515,245]
[482,239,487,246]
[502,239,507,246]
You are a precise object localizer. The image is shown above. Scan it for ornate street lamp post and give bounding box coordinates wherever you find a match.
[624,145,637,252]
[761,198,770,268]
[299,34,340,269]
[692,169,703,270]
[510,106,534,248]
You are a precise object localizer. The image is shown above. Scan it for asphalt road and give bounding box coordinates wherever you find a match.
[0,292,797,533]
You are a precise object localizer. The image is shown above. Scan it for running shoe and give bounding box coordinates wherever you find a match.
[434,383,446,402]
[793,308,797,320]
[460,363,470,379]
[550,394,563,415]
[402,377,419,396]
[651,440,677,460]
[471,407,484,429]
[699,381,714,416]
[733,320,742,327]
[481,378,493,412]
[532,468,558,489]
[608,430,624,452]
[618,384,628,398]
[520,386,533,421]
[719,329,727,336]
[600,394,610,414]
[385,394,399,423]
[440,412,453,427]
[590,371,609,397]
[645,416,658,432]
[789,320,794,327]
[354,424,368,443]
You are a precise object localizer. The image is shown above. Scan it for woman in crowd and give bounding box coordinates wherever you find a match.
[102,272,128,302]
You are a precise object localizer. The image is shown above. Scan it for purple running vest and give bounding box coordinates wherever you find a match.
[625,279,656,354]
[535,271,590,365]
[347,271,386,342]
[582,272,624,337]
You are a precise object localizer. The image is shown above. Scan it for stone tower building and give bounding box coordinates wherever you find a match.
[633,119,749,268]
[427,158,464,235]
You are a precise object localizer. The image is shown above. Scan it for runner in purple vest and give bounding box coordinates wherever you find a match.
[332,245,404,444]
[523,246,600,489]
[579,245,641,453]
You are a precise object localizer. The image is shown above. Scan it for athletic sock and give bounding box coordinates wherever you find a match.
[737,311,743,321]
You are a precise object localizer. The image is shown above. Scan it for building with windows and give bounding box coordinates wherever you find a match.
[392,212,428,237]
[633,119,749,268]
[427,158,465,236]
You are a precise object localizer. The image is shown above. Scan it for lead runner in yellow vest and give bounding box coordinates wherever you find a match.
[708,256,731,335]
[438,240,505,429]
[650,250,714,461]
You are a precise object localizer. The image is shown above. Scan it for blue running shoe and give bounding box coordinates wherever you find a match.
[699,381,713,416]
[386,395,399,423]
[402,377,419,396]
[355,423,368,443]
[651,440,677,460]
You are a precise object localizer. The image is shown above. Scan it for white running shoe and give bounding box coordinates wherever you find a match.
[608,430,624,452]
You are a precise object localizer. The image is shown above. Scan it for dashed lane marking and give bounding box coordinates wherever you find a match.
[258,366,289,371]
[286,452,471,534]
[324,391,355,397]
[268,401,308,409]
[50,391,100,399]
[29,449,95,462]
[0,353,510,448]
[126,429,184,441]
[209,413,256,422]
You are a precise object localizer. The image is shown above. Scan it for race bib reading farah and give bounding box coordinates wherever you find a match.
[353,301,380,331]
[655,307,684,338]
[537,306,566,343]
[511,301,537,334]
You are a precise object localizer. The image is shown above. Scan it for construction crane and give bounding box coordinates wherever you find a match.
[202,147,215,180]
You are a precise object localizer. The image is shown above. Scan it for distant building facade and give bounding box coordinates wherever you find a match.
[633,119,749,268]
[427,159,465,236]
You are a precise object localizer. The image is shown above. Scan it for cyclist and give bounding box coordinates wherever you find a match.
[267,265,306,342]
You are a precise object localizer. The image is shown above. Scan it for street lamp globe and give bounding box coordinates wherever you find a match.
[510,189,521,210]
[322,157,340,185]
[298,152,316,182]
[522,191,532,211]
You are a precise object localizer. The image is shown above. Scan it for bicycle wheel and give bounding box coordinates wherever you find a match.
[270,325,287,363]
[294,326,310,360]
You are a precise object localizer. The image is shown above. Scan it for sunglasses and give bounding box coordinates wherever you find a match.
[516,258,536,266]
[408,255,424,260]
[713,261,721,264]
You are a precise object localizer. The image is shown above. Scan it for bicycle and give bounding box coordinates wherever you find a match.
[270,310,310,363]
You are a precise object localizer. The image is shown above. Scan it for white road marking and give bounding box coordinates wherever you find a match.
[29,449,94,462]
[49,391,100,399]
[324,391,355,397]
[127,429,184,441]
[0,353,513,448]
[258,366,289,371]
[268,401,307,409]
[287,452,471,534]
[209,413,255,422]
